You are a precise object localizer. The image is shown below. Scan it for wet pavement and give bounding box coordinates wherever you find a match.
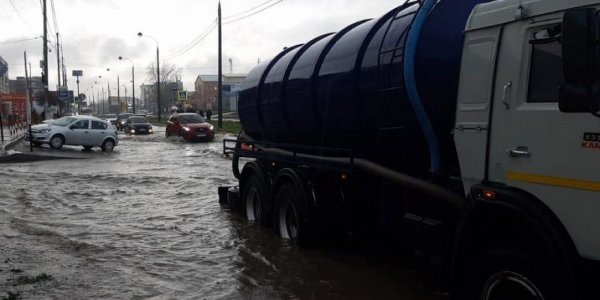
[0,127,445,299]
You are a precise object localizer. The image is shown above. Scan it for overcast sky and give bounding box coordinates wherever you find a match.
[0,0,401,95]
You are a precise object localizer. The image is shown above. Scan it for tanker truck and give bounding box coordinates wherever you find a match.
[218,0,600,298]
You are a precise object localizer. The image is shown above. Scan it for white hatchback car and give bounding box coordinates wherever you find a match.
[27,115,119,152]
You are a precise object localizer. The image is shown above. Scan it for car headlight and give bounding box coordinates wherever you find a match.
[148,128,153,132]
[130,129,135,134]
[209,125,214,131]
[183,127,191,132]
[39,128,51,134]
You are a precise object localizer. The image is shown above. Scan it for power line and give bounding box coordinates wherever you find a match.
[50,0,59,35]
[0,36,41,46]
[5,0,36,34]
[222,0,279,20]
[163,20,217,60]
[38,0,57,48]
[223,0,284,25]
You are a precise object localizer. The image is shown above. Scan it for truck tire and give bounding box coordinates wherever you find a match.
[242,175,270,227]
[274,181,312,246]
[457,249,570,300]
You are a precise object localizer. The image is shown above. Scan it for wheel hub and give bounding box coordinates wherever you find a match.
[482,271,545,300]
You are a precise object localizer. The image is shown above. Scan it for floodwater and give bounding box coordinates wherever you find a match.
[0,128,445,299]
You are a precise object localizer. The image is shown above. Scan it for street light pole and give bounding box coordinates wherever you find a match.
[218,1,223,129]
[137,32,160,120]
[119,56,136,113]
[99,75,110,113]
[107,68,120,112]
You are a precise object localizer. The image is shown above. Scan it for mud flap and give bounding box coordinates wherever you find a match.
[218,186,241,209]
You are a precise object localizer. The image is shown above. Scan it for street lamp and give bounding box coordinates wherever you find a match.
[138,32,161,120]
[91,82,97,115]
[138,32,160,121]
[98,75,110,113]
[106,68,120,112]
[119,56,136,113]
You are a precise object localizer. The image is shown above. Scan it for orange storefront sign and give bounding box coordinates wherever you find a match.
[0,94,27,125]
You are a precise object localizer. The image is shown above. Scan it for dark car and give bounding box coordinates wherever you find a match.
[123,116,153,135]
[166,113,214,142]
[116,113,133,131]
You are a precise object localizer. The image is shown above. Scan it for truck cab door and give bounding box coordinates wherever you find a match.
[488,14,600,260]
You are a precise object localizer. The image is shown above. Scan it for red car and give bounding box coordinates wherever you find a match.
[165,113,215,142]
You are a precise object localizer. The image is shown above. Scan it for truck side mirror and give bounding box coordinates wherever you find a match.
[559,84,600,113]
[562,8,599,84]
[560,8,600,113]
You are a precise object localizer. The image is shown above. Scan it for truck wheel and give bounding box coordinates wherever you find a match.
[275,182,311,245]
[242,175,270,227]
[457,249,567,300]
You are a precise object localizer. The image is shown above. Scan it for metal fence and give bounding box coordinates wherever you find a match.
[0,121,27,146]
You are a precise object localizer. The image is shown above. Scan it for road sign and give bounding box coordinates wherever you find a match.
[178,91,187,101]
[171,82,178,91]
[58,90,74,102]
[72,70,83,77]
[58,91,70,101]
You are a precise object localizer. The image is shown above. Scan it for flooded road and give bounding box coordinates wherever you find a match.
[0,128,445,299]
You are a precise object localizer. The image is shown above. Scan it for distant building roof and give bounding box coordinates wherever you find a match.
[196,74,247,83]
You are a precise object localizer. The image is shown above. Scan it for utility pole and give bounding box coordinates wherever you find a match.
[42,0,49,120]
[56,33,61,86]
[218,1,223,129]
[132,67,135,113]
[56,32,61,117]
[24,52,32,152]
[157,46,161,120]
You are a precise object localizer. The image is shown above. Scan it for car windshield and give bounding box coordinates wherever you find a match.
[105,114,117,119]
[129,117,147,124]
[179,114,204,124]
[51,116,77,127]
[118,114,132,120]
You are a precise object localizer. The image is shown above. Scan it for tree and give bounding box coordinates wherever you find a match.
[144,62,182,114]
[145,61,181,84]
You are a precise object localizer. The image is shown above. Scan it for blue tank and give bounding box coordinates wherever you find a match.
[239,0,490,175]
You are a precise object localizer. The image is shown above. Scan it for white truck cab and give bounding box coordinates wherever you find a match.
[454,0,600,298]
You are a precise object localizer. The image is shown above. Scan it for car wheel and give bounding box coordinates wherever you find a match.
[102,139,115,152]
[165,129,170,137]
[50,135,64,149]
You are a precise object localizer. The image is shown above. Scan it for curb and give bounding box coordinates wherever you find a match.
[0,136,24,156]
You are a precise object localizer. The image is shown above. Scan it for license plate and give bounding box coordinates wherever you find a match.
[139,129,146,132]
[196,133,206,137]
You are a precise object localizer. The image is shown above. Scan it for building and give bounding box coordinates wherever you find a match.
[0,57,9,95]
[193,74,246,113]
[9,76,45,96]
[140,80,183,114]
